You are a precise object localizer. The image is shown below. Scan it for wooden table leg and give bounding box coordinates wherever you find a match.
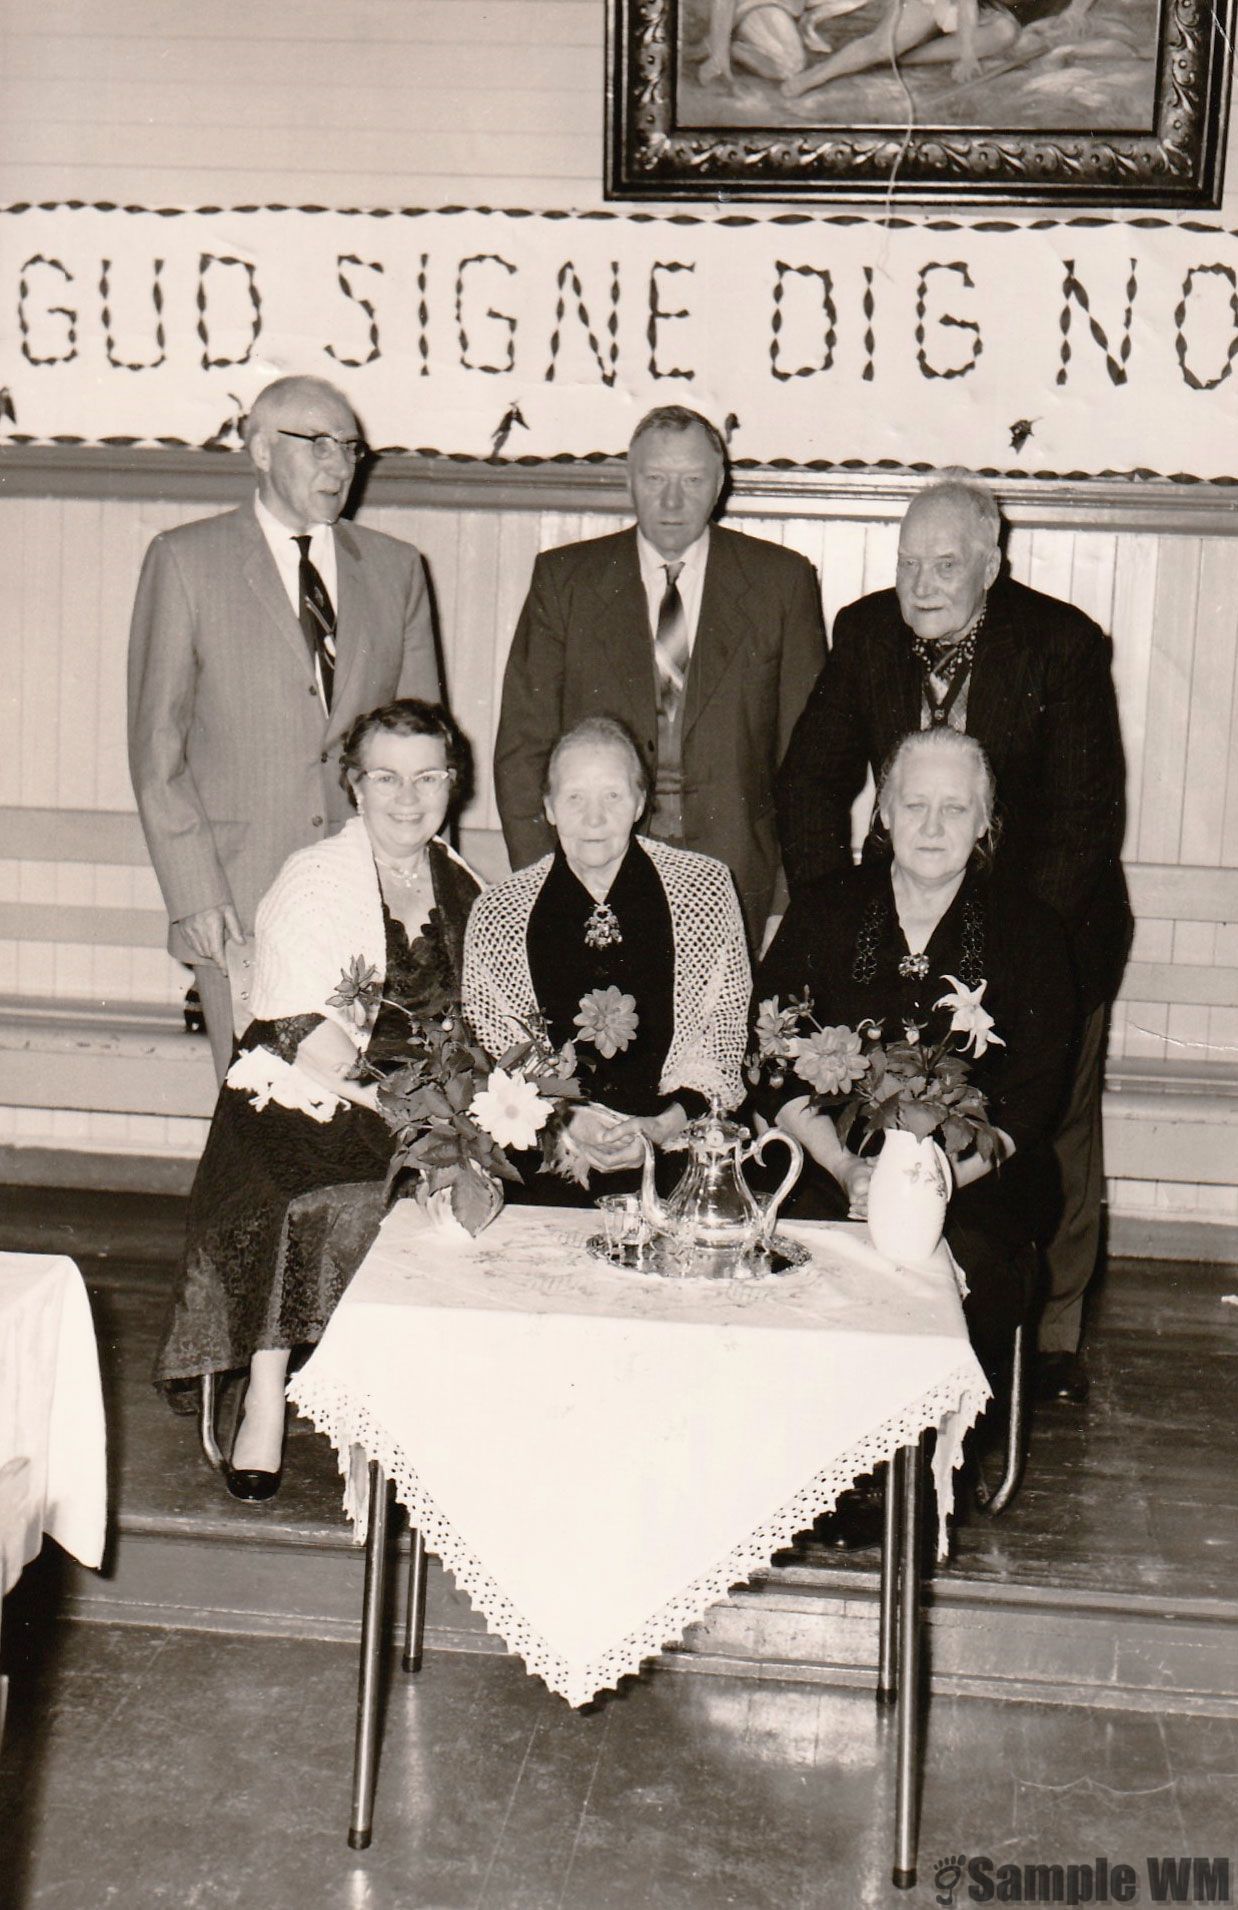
[348,1459,391,1851]
[403,1525,427,1674]
[877,1452,901,1706]
[892,1436,924,1890]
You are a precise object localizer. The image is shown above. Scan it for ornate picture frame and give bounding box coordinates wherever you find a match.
[607,0,1235,206]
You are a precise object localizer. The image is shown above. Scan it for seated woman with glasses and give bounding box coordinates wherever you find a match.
[156,700,481,1502]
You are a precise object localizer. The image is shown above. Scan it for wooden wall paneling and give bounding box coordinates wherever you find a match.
[97,497,145,811]
[1066,531,1119,635]
[1166,1000,1218,1064]
[57,498,105,811]
[1109,534,1159,858]
[484,511,548,832]
[0,499,29,811]
[818,519,869,623]
[1179,538,1238,869]
[858,520,899,600]
[25,496,71,808]
[437,508,508,827]
[539,511,608,557]
[1137,539,1201,867]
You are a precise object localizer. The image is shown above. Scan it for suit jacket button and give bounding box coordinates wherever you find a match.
[308,685,317,696]
[320,750,329,764]
[311,815,323,828]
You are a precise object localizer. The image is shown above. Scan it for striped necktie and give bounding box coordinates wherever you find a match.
[294,534,336,712]
[654,560,689,714]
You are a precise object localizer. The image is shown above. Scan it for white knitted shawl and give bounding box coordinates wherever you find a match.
[226,815,478,1121]
[462,836,751,1109]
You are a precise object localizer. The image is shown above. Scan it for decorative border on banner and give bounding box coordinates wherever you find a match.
[4,200,1238,234]
[3,202,1237,484]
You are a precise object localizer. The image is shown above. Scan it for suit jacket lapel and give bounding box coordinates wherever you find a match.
[590,531,660,728]
[966,586,1025,761]
[879,608,922,745]
[681,530,750,744]
[239,508,314,676]
[329,523,371,731]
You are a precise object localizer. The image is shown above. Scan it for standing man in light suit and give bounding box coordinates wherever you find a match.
[128,374,440,1078]
[494,406,825,947]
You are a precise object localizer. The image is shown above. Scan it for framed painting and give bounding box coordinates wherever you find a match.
[607,0,1236,206]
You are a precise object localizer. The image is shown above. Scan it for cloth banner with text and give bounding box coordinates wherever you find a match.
[2,203,1236,479]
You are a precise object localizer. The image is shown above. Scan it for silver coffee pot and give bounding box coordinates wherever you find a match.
[638,1099,803,1277]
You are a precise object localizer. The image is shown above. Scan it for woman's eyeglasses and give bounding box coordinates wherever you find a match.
[359,769,454,797]
[278,429,369,465]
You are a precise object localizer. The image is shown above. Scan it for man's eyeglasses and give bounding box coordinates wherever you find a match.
[278,429,369,465]
[359,769,454,797]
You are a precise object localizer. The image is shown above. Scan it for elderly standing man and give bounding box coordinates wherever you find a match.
[776,476,1131,1405]
[128,374,440,1079]
[493,404,826,948]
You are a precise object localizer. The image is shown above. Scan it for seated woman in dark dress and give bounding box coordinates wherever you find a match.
[157,700,481,1500]
[463,716,751,1191]
[754,725,1076,1378]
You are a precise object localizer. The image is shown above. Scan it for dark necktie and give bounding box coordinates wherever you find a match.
[654,561,689,716]
[294,534,336,712]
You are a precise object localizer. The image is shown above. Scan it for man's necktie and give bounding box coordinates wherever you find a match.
[654,561,689,716]
[294,534,336,712]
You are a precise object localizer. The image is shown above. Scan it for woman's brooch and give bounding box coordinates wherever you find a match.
[584,901,622,950]
[898,952,931,980]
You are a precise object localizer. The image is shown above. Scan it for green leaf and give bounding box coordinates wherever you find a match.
[450,1163,503,1235]
[899,1101,941,1140]
[409,1132,464,1169]
[444,1071,473,1112]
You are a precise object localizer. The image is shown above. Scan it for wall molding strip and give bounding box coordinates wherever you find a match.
[4,446,1238,534]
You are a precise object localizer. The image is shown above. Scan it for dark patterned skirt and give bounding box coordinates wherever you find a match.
[155,1081,394,1385]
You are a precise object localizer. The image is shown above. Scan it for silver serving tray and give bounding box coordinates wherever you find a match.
[584,1232,810,1280]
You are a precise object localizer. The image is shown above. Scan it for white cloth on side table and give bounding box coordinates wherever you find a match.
[0,1253,107,1595]
[289,1206,988,1707]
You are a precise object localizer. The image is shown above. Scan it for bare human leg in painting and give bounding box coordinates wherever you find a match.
[700,0,868,87]
[783,0,1098,99]
[783,0,1014,97]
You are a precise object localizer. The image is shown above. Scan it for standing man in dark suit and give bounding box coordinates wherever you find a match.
[128,374,440,1079]
[494,406,826,948]
[776,477,1131,1403]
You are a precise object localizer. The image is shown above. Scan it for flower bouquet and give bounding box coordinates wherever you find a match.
[329,961,639,1234]
[749,974,1006,1166]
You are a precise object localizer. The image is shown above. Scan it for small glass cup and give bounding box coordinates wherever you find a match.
[595,1192,653,1265]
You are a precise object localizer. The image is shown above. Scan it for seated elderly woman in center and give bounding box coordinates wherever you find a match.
[464,716,751,1189]
[753,725,1075,1378]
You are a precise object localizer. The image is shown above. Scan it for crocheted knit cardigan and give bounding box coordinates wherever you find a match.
[462,836,751,1110]
[226,815,479,1121]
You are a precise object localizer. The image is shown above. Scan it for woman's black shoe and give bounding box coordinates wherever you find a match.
[815,1476,885,1550]
[223,1465,282,1503]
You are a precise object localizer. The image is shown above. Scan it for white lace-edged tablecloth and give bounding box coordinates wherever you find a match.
[0,1254,107,1596]
[289,1206,989,1707]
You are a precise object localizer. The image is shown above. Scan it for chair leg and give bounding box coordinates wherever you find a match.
[198,1372,225,1472]
[877,1455,900,1705]
[402,1526,427,1674]
[976,1321,1027,1518]
[892,1436,924,1891]
[349,1461,391,1851]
